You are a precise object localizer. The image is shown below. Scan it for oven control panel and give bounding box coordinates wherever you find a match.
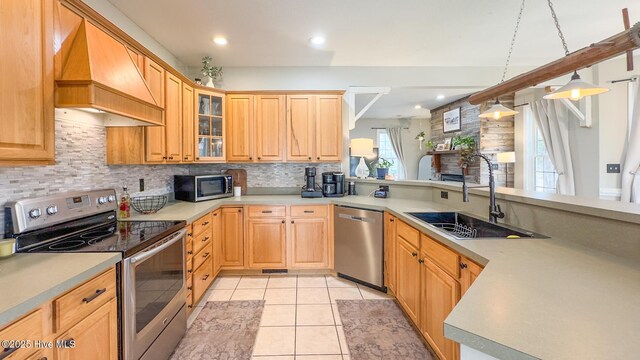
[6,189,118,234]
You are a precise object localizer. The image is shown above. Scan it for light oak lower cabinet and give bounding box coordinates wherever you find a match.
[247,218,287,268]
[420,256,460,360]
[192,256,213,304]
[54,298,118,360]
[384,213,397,293]
[289,218,329,269]
[460,257,483,297]
[221,207,245,268]
[396,236,421,324]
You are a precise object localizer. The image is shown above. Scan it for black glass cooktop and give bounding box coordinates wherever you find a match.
[15,211,185,257]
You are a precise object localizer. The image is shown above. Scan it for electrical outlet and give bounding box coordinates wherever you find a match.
[606,164,621,173]
[139,178,145,191]
[492,163,499,170]
[441,191,448,199]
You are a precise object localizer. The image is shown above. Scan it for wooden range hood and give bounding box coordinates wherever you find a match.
[55,20,163,125]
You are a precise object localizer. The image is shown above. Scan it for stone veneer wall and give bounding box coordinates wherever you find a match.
[430,95,515,186]
[0,117,340,230]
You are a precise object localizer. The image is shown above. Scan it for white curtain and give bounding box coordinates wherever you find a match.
[386,127,407,179]
[531,100,576,195]
[621,80,640,203]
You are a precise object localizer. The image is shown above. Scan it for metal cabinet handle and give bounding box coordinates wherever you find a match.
[303,210,314,213]
[187,233,193,237]
[82,288,107,304]
[203,252,210,258]
[238,209,242,212]
[188,269,193,273]
[187,250,193,255]
[418,259,424,264]
[202,221,210,226]
[203,236,210,242]
[196,157,200,160]
[213,213,218,217]
[249,157,253,160]
[282,220,286,224]
[291,220,295,224]
[184,156,188,160]
[308,157,312,160]
[460,262,468,269]
[168,156,174,160]
[188,305,193,309]
[390,218,394,222]
[262,210,273,214]
[411,252,418,257]
[202,274,210,281]
[0,347,19,360]
[187,286,192,291]
[317,157,320,160]
[257,157,261,160]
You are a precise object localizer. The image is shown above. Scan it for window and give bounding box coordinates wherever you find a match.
[533,128,558,193]
[377,130,402,179]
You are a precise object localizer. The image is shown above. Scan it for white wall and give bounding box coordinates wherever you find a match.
[349,118,430,180]
[83,0,186,73]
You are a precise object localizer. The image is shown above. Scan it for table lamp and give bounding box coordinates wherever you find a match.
[351,138,373,179]
[497,151,516,187]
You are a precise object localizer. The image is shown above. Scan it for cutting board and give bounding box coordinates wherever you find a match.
[224,169,247,195]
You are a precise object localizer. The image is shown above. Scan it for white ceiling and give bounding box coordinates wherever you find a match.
[108,0,638,67]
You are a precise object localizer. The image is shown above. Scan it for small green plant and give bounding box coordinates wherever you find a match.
[451,135,476,150]
[425,139,436,151]
[415,131,426,141]
[374,158,394,169]
[201,56,223,82]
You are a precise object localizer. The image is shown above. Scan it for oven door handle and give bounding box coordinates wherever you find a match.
[129,228,186,264]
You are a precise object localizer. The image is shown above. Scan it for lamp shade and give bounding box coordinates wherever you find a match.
[350,138,374,157]
[543,71,609,101]
[496,151,516,163]
[479,100,519,119]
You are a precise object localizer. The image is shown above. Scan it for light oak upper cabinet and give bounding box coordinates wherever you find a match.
[315,94,342,161]
[0,0,55,165]
[143,57,166,163]
[164,72,182,162]
[255,95,285,162]
[143,57,165,110]
[221,207,244,268]
[420,256,460,360]
[196,89,225,162]
[55,299,118,360]
[182,84,195,162]
[286,95,315,162]
[226,94,254,162]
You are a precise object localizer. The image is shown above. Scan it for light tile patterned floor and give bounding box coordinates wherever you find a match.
[194,274,391,360]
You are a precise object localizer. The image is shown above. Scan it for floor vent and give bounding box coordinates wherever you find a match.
[262,269,288,274]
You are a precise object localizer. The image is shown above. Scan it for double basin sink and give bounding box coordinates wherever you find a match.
[406,212,547,240]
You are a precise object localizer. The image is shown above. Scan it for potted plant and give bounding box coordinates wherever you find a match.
[451,135,476,151]
[373,158,394,179]
[425,139,437,152]
[415,131,426,150]
[201,56,223,87]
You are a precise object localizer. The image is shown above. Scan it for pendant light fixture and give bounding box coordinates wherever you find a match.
[479,0,525,120]
[542,0,609,101]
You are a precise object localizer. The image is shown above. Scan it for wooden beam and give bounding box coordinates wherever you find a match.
[623,8,634,71]
[469,23,640,105]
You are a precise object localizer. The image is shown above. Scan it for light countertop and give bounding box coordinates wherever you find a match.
[126,195,640,360]
[0,252,121,328]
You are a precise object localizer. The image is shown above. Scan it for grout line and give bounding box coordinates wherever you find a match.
[294,275,298,356]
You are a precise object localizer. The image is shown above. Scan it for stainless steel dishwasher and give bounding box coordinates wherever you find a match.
[334,205,385,291]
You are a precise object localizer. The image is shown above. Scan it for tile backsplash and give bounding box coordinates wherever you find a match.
[0,116,341,230]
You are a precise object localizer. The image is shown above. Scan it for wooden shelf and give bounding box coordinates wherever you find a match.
[426,150,462,155]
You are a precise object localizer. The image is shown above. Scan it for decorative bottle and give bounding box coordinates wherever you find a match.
[119,187,131,219]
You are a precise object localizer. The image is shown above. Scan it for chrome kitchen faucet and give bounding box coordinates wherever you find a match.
[461,153,505,224]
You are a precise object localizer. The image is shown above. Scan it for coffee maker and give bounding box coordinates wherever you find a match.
[322,172,345,197]
[301,167,323,198]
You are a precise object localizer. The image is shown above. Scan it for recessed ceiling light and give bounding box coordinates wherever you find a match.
[436,94,445,100]
[213,37,228,46]
[309,36,326,45]
[414,105,422,109]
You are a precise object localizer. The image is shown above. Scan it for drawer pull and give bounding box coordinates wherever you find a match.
[411,252,418,257]
[303,210,315,213]
[187,233,193,237]
[0,347,18,360]
[203,236,210,242]
[188,250,193,255]
[82,288,107,304]
[203,252,210,258]
[202,221,210,226]
[188,286,192,291]
[460,262,468,270]
[261,210,273,214]
[202,274,210,281]
[188,269,193,273]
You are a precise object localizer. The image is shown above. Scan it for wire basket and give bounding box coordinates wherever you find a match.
[131,195,167,214]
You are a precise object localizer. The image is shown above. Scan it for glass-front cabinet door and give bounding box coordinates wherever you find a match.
[195,89,225,161]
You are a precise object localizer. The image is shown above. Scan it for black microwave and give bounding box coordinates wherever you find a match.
[174,175,233,202]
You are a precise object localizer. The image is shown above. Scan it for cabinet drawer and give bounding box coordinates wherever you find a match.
[0,309,43,360]
[193,242,213,271]
[192,213,212,236]
[248,205,286,218]
[291,205,328,218]
[53,268,116,332]
[397,220,420,249]
[192,258,213,304]
[422,234,460,278]
[193,228,212,255]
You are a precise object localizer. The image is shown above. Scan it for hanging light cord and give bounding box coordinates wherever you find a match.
[500,0,526,83]
[546,0,570,56]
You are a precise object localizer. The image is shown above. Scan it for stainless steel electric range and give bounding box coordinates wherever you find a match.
[4,189,187,360]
